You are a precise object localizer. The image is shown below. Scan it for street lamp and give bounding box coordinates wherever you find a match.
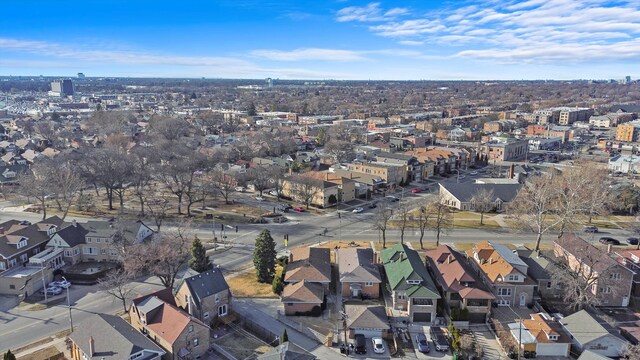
[62,276,73,332]
[456,169,461,183]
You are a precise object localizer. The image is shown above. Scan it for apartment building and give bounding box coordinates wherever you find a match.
[557,108,593,125]
[480,138,529,162]
[616,122,640,142]
[346,161,407,186]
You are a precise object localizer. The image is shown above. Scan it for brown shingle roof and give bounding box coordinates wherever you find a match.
[281,281,324,303]
[465,241,521,282]
[285,247,331,283]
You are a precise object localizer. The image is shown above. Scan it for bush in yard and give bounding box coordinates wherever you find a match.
[282,329,289,344]
[253,230,277,283]
[272,274,284,295]
[189,236,212,273]
[3,350,16,360]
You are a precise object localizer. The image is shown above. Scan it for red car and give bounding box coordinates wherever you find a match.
[293,207,305,212]
[411,188,422,193]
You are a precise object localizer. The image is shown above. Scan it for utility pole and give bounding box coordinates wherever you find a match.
[63,276,73,332]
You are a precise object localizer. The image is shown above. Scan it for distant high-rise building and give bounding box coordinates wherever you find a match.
[265,78,274,87]
[50,79,74,96]
[77,72,85,79]
[625,76,632,84]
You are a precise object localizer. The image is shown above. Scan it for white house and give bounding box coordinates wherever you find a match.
[560,310,629,358]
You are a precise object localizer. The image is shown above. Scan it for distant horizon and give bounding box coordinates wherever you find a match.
[2,1,639,80]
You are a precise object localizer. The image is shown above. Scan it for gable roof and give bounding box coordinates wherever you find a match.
[285,247,331,283]
[68,313,165,360]
[181,269,230,307]
[561,310,625,345]
[337,248,381,283]
[439,182,522,203]
[380,243,440,299]
[53,223,90,247]
[281,281,324,303]
[346,305,390,330]
[555,234,629,274]
[0,216,64,258]
[466,241,529,282]
[258,342,316,360]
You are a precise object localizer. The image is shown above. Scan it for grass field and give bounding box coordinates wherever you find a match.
[227,265,284,298]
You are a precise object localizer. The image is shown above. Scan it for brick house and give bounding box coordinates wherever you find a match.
[554,234,633,307]
[281,280,324,316]
[426,245,494,323]
[466,241,536,307]
[174,269,231,325]
[380,244,440,323]
[337,248,381,300]
[284,247,331,289]
[130,290,210,360]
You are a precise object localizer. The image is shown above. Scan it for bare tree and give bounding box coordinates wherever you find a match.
[373,202,394,248]
[247,166,272,196]
[427,195,453,246]
[142,189,173,232]
[470,188,494,226]
[98,268,134,313]
[270,167,287,200]
[624,344,640,359]
[18,163,55,220]
[290,175,320,209]
[509,174,564,251]
[395,201,411,244]
[416,204,432,250]
[209,168,237,205]
[50,160,84,220]
[324,139,354,164]
[78,147,132,210]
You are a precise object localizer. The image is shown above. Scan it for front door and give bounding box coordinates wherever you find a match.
[623,296,630,307]
[519,293,526,307]
[352,289,360,298]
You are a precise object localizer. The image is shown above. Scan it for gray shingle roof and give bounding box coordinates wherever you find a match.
[560,310,623,345]
[439,183,522,203]
[182,269,230,307]
[337,248,381,284]
[54,223,89,247]
[68,313,165,360]
[346,305,390,330]
[258,342,316,360]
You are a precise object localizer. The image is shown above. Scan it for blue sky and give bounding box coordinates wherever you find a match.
[1,0,639,80]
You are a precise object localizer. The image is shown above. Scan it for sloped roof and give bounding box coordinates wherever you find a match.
[346,305,390,330]
[439,183,522,203]
[68,313,165,360]
[426,245,494,300]
[54,223,90,247]
[0,216,64,258]
[182,269,230,307]
[285,247,331,283]
[380,243,440,299]
[561,310,624,345]
[555,234,626,273]
[466,241,526,282]
[258,342,316,360]
[338,248,381,284]
[282,281,324,303]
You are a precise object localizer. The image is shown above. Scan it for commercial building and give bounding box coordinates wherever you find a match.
[50,79,75,97]
[480,138,529,162]
[615,122,640,142]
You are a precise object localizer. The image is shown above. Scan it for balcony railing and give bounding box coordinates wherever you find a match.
[412,298,434,306]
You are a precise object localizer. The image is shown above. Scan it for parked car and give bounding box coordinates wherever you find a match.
[411,188,422,193]
[416,333,430,353]
[276,204,292,212]
[354,334,367,354]
[40,286,63,296]
[234,186,245,192]
[372,337,385,354]
[269,190,279,196]
[583,226,598,233]
[352,207,364,213]
[50,280,71,289]
[470,171,479,176]
[293,207,305,212]
[458,175,466,180]
[430,327,449,352]
[599,237,620,245]
[255,196,265,201]
[368,202,378,209]
[386,196,400,202]
[627,237,639,245]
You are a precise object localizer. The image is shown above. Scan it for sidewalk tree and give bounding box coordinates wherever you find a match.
[189,236,212,273]
[396,201,411,244]
[470,188,494,226]
[253,230,277,283]
[427,195,453,246]
[417,204,432,249]
[373,202,393,248]
[98,268,134,313]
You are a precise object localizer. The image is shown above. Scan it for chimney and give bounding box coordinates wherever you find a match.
[489,258,494,264]
[607,244,612,254]
[89,336,95,356]
[447,255,453,264]
[72,220,77,227]
[325,172,329,181]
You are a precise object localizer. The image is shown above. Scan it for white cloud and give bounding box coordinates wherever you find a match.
[337,0,640,63]
[250,48,367,61]
[336,2,409,22]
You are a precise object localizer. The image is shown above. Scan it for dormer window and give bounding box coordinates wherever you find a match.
[507,274,518,281]
[47,226,57,236]
[548,334,558,341]
[632,254,640,263]
[407,280,422,285]
[16,238,27,249]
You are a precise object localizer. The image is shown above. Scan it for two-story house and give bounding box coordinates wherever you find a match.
[130,290,210,360]
[282,247,331,315]
[466,241,536,307]
[554,234,633,307]
[380,244,440,323]
[174,269,231,325]
[337,248,381,300]
[615,249,640,300]
[426,245,495,323]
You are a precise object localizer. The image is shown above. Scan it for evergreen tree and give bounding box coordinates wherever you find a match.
[281,329,289,344]
[253,230,277,283]
[188,237,212,273]
[247,102,257,116]
[4,350,16,360]
[272,273,284,295]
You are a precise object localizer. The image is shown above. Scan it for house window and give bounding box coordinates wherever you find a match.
[610,273,621,280]
[83,247,96,255]
[364,282,373,287]
[19,254,28,263]
[497,288,512,296]
[203,312,209,319]
[193,338,199,347]
[0,262,5,270]
[9,284,15,289]
[218,304,228,316]
[101,249,107,255]
[600,286,612,294]
[507,275,518,281]
[188,325,194,333]
[87,238,92,243]
[95,238,100,243]
[8,259,17,268]
[33,248,40,255]
[546,281,552,289]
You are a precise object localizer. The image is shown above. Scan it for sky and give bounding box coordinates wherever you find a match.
[1,0,639,80]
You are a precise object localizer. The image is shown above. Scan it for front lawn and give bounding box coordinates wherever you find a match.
[227,265,283,298]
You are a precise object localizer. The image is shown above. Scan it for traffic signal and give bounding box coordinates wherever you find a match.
[220,223,224,231]
[235,226,238,233]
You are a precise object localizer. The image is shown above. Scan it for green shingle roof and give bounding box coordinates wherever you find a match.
[381,243,440,299]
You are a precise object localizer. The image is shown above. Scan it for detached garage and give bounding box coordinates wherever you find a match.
[508,313,571,358]
[347,305,390,339]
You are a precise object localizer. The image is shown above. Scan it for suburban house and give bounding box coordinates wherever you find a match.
[466,241,536,307]
[554,234,633,307]
[68,313,166,360]
[516,248,563,300]
[281,247,330,316]
[425,245,494,323]
[130,290,210,360]
[281,280,325,316]
[380,243,440,323]
[560,310,629,358]
[508,313,572,357]
[281,175,339,208]
[615,249,640,300]
[345,305,390,338]
[337,247,381,300]
[0,216,65,296]
[174,269,231,325]
[438,183,522,212]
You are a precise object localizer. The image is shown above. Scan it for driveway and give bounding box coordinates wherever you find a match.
[408,325,453,360]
